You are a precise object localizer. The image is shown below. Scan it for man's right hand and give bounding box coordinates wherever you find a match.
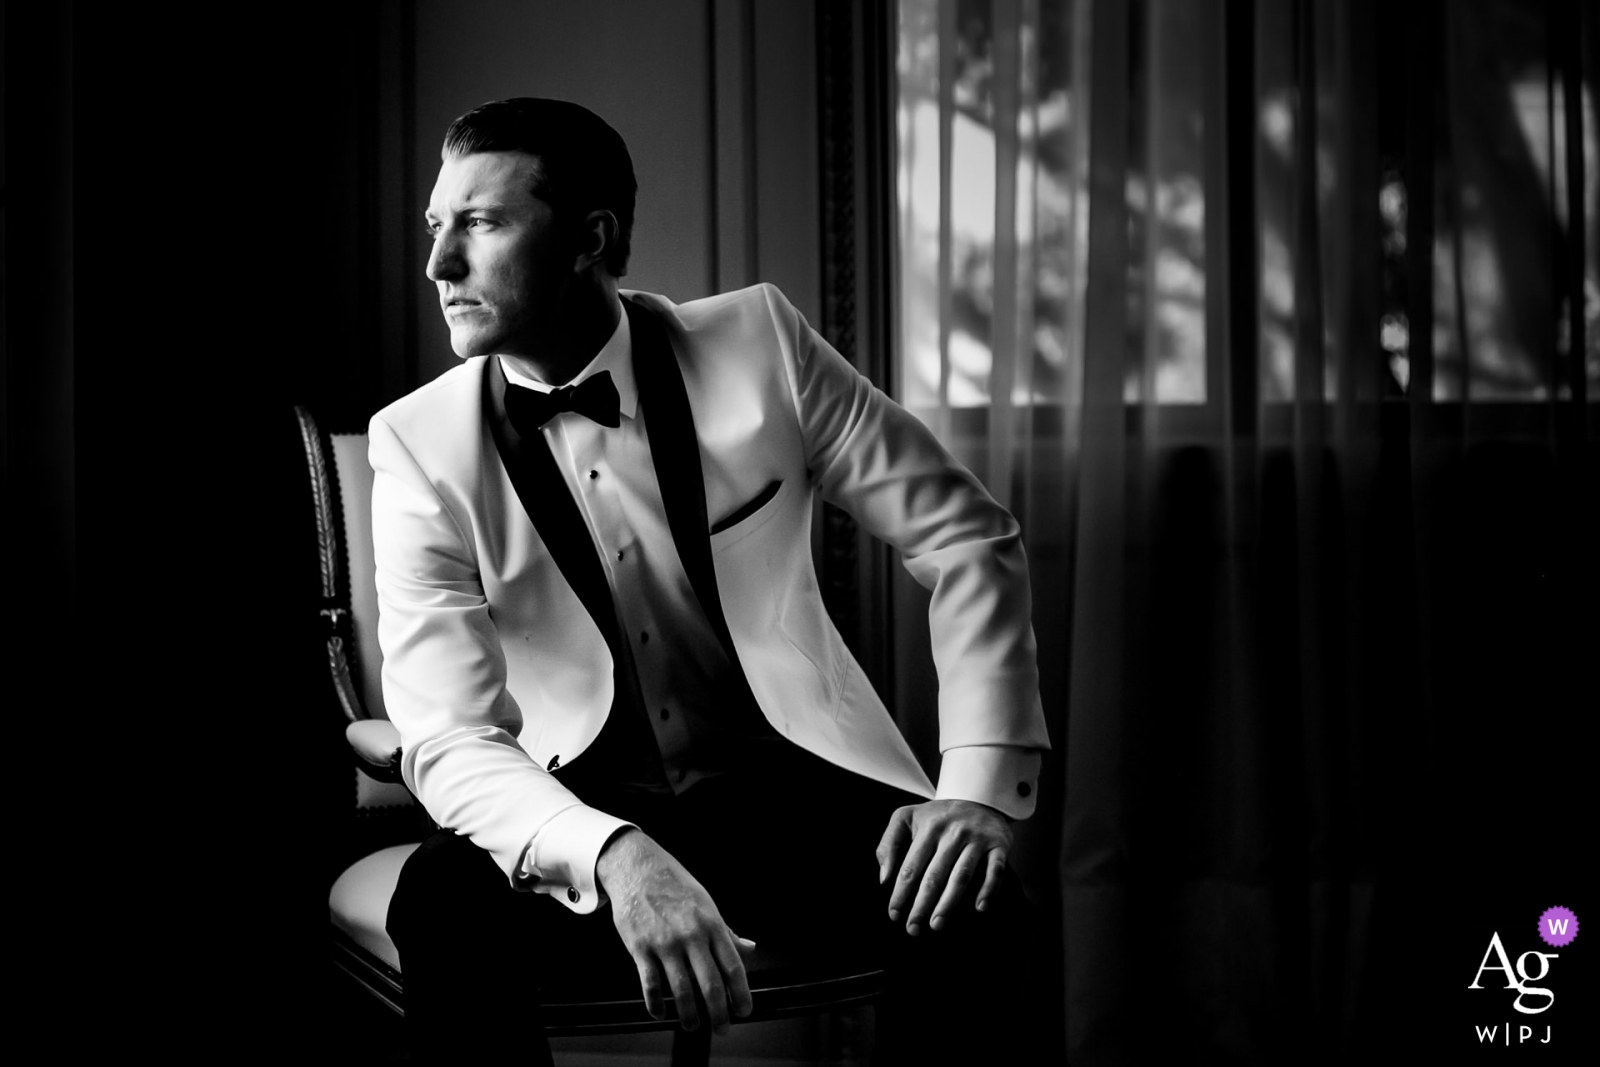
[595,827,755,1033]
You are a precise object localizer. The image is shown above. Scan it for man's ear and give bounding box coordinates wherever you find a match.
[574,209,619,274]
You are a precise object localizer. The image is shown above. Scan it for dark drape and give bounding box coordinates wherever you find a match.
[13,4,416,1056]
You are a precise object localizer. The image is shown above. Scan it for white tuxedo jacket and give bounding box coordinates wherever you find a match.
[370,284,1049,913]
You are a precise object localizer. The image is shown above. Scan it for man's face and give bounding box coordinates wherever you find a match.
[424,151,574,360]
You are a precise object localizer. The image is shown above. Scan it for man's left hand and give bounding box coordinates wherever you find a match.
[875,799,1012,936]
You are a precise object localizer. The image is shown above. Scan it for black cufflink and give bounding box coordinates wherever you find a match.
[548,755,561,770]
[568,887,580,903]
[1017,781,1032,798]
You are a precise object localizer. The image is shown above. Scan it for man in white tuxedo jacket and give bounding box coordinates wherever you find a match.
[376,98,1051,1064]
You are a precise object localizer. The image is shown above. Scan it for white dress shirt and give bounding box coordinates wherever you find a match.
[502,299,783,894]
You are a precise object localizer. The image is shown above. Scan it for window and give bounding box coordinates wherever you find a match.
[893,0,1599,436]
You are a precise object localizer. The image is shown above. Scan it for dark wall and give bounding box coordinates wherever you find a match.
[277,0,824,427]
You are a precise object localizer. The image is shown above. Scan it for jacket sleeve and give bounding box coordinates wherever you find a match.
[762,285,1051,818]
[369,412,630,912]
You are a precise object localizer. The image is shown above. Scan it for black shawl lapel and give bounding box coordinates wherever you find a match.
[482,355,625,659]
[480,300,749,680]
[623,296,743,669]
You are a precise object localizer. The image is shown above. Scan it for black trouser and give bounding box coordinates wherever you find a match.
[387,745,1049,1064]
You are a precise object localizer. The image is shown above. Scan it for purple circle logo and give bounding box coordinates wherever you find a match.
[1538,906,1578,948]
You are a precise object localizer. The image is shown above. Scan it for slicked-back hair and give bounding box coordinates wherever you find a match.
[442,98,636,277]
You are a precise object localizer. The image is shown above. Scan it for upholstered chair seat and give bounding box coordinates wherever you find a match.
[330,844,417,974]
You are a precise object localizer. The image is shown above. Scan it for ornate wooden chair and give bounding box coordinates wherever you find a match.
[295,406,885,1064]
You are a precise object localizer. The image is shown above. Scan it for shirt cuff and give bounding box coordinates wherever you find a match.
[516,805,636,915]
[934,745,1043,820]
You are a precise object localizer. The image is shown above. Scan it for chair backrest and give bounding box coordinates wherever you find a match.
[295,407,414,815]
[331,432,386,723]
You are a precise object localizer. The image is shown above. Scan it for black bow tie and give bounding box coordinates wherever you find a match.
[504,369,622,434]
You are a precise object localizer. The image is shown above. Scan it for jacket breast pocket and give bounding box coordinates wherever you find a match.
[709,478,788,549]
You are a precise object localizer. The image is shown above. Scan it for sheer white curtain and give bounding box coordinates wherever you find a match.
[893,0,1596,1058]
